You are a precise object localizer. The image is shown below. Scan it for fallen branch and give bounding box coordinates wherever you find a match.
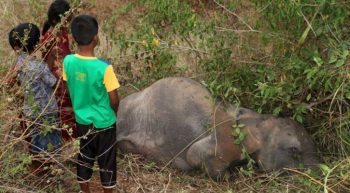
[284,168,336,193]
[213,0,255,31]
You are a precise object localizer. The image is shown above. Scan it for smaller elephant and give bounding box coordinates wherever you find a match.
[116,77,319,179]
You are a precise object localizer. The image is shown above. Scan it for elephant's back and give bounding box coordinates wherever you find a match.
[116,77,215,162]
[145,77,214,114]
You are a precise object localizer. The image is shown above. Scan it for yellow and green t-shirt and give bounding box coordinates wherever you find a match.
[63,54,120,129]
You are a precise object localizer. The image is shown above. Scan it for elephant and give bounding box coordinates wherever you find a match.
[116,77,319,179]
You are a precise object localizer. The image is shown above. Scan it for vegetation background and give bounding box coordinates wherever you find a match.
[0,0,349,192]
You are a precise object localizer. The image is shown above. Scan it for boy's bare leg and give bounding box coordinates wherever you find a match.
[103,188,114,193]
[79,182,91,193]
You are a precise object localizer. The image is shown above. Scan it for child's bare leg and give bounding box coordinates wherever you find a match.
[79,182,91,193]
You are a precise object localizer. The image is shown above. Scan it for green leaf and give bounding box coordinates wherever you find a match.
[235,127,240,134]
[315,26,323,36]
[47,142,54,152]
[313,56,323,66]
[345,91,350,100]
[273,106,282,116]
[335,58,345,67]
[234,132,246,144]
[328,51,338,64]
[319,164,330,174]
[298,23,311,45]
[307,93,311,101]
[238,123,245,128]
[341,50,349,59]
[296,115,303,123]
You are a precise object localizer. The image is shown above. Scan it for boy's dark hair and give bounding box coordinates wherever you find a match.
[71,15,98,46]
[9,23,40,52]
[42,0,70,35]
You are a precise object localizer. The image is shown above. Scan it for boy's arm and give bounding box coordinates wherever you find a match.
[108,89,120,115]
[62,65,70,97]
[104,65,121,116]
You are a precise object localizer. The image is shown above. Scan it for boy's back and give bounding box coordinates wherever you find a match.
[63,54,119,128]
[16,53,58,119]
[64,15,120,192]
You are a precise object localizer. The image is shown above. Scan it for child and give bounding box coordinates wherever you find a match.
[41,0,76,139]
[42,0,71,69]
[8,23,62,156]
[63,15,120,193]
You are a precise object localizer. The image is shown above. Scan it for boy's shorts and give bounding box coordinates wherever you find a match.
[30,114,62,155]
[76,123,117,188]
[31,129,62,154]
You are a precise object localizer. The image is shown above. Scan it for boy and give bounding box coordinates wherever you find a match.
[8,23,62,155]
[63,15,120,193]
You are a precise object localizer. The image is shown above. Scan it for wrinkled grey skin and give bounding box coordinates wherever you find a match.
[116,77,319,179]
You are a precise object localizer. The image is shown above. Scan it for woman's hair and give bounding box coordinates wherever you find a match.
[42,20,51,35]
[42,0,70,35]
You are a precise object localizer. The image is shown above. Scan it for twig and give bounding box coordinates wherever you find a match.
[328,81,344,112]
[162,173,171,193]
[305,94,334,110]
[324,159,348,193]
[215,26,261,33]
[213,0,254,31]
[284,168,337,193]
[125,39,208,54]
[160,116,234,172]
[183,36,203,59]
[299,9,317,37]
[127,83,140,91]
[159,129,210,172]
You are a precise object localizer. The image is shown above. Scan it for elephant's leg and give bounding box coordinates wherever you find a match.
[186,125,242,179]
[117,140,140,154]
[173,157,192,171]
[185,134,231,179]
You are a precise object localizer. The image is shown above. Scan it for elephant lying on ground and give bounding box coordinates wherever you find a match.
[116,77,319,179]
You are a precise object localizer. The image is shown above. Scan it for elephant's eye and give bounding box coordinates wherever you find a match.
[289,147,301,159]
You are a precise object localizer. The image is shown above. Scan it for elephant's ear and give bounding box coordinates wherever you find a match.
[233,108,266,155]
[241,124,263,154]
